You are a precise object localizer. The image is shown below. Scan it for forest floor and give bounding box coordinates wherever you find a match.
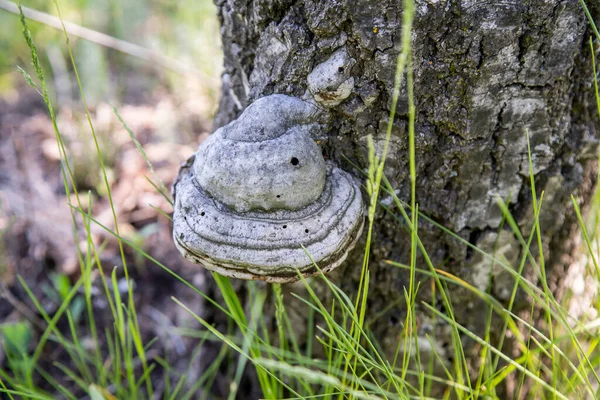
[0,82,214,395]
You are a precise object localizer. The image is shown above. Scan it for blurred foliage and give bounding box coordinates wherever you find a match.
[0,321,33,384]
[0,0,222,194]
[0,0,222,106]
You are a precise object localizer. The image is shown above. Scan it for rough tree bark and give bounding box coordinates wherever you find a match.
[203,0,599,395]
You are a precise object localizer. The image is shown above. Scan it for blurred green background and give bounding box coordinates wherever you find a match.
[0,0,222,110]
[0,0,223,198]
[0,4,225,396]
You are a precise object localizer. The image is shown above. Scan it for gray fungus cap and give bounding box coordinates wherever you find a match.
[172,94,364,283]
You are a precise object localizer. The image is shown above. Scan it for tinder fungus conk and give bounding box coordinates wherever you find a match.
[172,94,364,283]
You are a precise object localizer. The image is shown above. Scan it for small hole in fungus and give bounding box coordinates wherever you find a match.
[305,229,309,233]
[276,195,281,198]
[338,66,344,73]
[200,212,205,216]
[290,157,299,166]
[283,225,287,229]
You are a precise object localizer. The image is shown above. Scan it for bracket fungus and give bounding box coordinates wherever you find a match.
[172,94,364,283]
[307,48,356,107]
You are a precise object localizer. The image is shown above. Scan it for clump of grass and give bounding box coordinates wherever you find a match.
[1,0,600,399]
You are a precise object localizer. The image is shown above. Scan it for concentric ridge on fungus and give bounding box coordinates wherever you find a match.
[172,94,364,283]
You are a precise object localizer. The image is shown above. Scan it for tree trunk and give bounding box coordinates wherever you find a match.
[206,0,599,394]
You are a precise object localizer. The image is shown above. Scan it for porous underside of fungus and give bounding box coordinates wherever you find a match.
[172,94,364,283]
